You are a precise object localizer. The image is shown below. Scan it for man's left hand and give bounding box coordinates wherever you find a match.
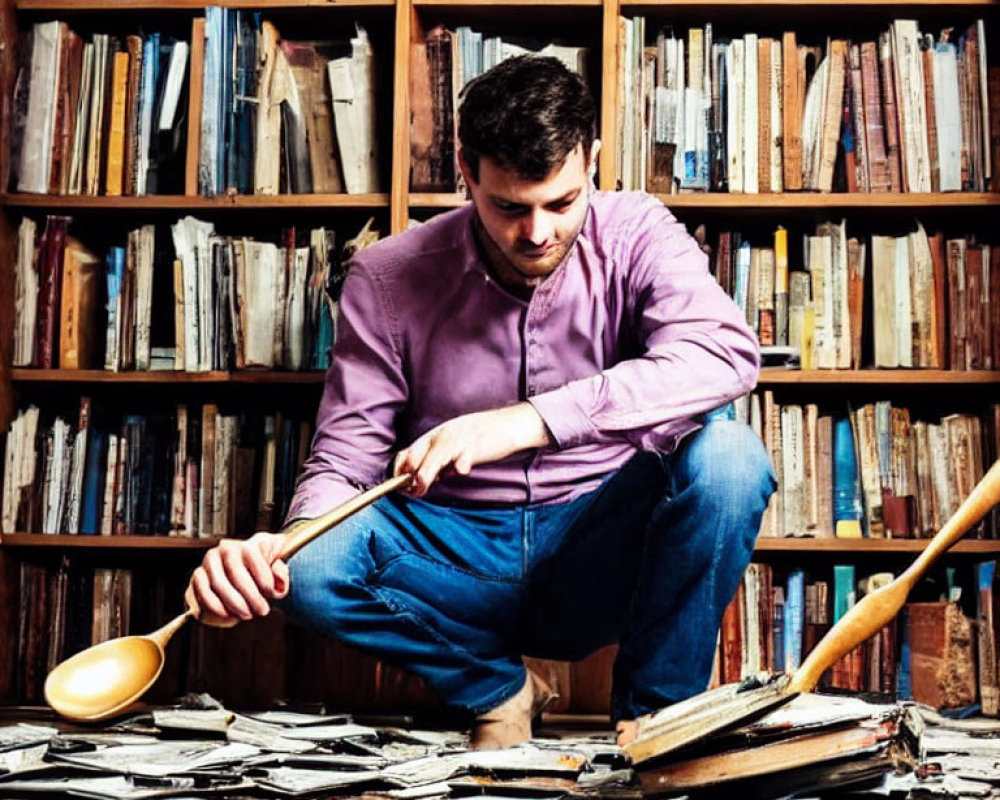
[393,402,552,497]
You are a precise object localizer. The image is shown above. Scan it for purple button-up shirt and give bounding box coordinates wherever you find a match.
[286,191,759,519]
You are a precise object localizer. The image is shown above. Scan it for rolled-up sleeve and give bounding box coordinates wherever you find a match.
[529,203,759,452]
[284,259,407,522]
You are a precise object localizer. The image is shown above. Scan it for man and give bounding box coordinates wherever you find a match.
[188,55,775,750]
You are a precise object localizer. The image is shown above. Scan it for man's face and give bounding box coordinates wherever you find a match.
[461,142,598,285]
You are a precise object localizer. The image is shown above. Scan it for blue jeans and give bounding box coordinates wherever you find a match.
[280,419,776,722]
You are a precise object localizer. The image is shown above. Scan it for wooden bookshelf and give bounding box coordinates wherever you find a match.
[16,0,395,8]
[10,369,327,384]
[754,538,1000,554]
[0,193,391,210]
[657,192,1000,210]
[758,369,1000,385]
[621,0,998,6]
[2,0,999,716]
[2,532,994,555]
[17,367,999,386]
[0,533,222,549]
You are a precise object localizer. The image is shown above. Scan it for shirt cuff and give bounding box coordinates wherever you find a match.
[528,387,596,449]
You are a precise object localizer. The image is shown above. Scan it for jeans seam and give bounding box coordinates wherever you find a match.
[372,551,523,586]
[370,584,521,715]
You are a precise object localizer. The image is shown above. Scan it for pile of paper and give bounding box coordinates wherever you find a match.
[0,702,634,800]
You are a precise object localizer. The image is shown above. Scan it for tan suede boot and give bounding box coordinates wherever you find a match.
[469,669,559,750]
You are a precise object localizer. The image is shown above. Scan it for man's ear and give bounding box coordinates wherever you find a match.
[588,139,602,181]
[457,149,476,188]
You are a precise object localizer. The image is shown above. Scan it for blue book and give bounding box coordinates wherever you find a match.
[218,9,234,193]
[229,11,256,193]
[79,427,105,535]
[733,239,751,317]
[784,568,805,672]
[832,564,856,623]
[976,560,998,714]
[897,607,912,700]
[833,415,863,538]
[310,302,334,371]
[105,247,125,370]
[137,33,159,195]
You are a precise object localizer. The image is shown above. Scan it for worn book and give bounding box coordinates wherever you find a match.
[908,601,977,710]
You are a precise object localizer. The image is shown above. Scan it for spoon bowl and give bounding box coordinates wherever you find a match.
[45,610,191,721]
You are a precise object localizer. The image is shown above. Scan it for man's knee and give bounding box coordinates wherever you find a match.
[679,419,776,507]
[279,516,376,635]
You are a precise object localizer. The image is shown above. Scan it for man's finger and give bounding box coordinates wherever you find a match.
[220,545,272,617]
[272,559,290,598]
[203,548,255,620]
[190,569,237,623]
[398,435,434,492]
[242,542,282,602]
[411,438,456,497]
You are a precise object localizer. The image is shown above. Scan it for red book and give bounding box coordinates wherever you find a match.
[878,33,903,192]
[32,215,71,369]
[860,41,891,192]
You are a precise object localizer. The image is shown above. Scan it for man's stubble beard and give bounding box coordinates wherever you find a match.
[475,215,583,288]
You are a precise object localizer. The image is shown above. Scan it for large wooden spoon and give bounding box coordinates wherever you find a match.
[44,473,412,722]
[625,458,1000,764]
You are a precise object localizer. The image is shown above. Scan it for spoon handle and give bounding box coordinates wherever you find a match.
[277,473,413,560]
[147,608,196,649]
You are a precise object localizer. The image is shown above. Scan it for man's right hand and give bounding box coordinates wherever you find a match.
[186,531,290,627]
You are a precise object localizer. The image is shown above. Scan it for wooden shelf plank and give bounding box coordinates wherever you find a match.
[656,192,1000,209]
[1,534,223,549]
[12,368,1000,387]
[754,538,1000,554]
[623,0,999,5]
[409,192,1000,210]
[758,369,1000,385]
[0,193,389,210]
[416,0,601,5]
[10,369,325,384]
[17,0,393,9]
[4,532,996,554]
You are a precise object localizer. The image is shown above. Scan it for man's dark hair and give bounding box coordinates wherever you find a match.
[458,55,596,183]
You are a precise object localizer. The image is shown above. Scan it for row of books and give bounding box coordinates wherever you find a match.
[710,221,1000,371]
[717,563,895,696]
[737,393,1000,540]
[716,560,999,714]
[12,215,380,372]
[9,21,189,197]
[198,10,378,197]
[1,399,313,538]
[618,18,995,194]
[409,24,588,193]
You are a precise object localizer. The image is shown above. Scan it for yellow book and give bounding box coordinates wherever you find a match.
[59,237,102,369]
[800,305,816,371]
[104,50,130,196]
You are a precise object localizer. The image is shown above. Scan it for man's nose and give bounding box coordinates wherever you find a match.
[521,209,553,245]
